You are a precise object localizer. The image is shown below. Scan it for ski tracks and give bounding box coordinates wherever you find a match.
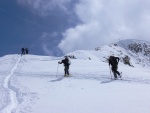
[2,55,21,113]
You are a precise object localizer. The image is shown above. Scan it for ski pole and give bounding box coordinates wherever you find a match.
[109,65,112,79]
[56,63,59,77]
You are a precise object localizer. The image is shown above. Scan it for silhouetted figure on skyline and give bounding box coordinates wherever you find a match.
[25,48,29,54]
[21,48,25,55]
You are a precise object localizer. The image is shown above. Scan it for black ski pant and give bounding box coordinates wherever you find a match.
[64,65,69,75]
[21,51,25,55]
[111,65,120,78]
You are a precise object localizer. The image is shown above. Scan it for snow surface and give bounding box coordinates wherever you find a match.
[0,43,150,113]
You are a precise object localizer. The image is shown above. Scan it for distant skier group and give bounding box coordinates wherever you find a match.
[21,48,29,55]
[58,55,121,79]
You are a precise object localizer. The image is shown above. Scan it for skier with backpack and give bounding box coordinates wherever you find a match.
[108,56,121,79]
[21,48,25,55]
[25,48,29,54]
[58,56,71,77]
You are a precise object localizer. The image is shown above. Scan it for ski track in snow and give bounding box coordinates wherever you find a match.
[50,72,150,85]
[2,55,21,113]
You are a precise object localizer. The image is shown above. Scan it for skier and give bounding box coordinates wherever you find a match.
[58,56,70,77]
[21,48,25,55]
[25,48,29,54]
[109,56,121,79]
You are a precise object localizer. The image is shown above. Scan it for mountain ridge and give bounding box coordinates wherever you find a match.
[1,39,150,68]
[66,39,150,67]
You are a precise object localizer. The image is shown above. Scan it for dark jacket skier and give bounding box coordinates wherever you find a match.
[25,48,29,54]
[109,56,121,79]
[21,48,25,55]
[58,56,70,76]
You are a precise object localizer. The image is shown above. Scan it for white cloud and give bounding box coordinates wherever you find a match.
[40,32,58,55]
[58,0,150,54]
[17,0,72,16]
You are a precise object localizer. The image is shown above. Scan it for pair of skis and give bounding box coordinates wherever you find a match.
[110,72,122,80]
[109,65,122,80]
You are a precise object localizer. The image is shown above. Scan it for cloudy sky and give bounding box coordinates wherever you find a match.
[0,0,150,56]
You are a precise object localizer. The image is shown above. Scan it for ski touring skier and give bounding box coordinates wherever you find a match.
[58,56,71,77]
[21,47,29,55]
[108,56,121,80]
[21,48,25,55]
[25,48,29,54]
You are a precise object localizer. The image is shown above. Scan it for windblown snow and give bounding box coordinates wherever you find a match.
[0,39,150,113]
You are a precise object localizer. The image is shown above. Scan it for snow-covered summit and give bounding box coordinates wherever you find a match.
[117,39,150,49]
[117,39,150,66]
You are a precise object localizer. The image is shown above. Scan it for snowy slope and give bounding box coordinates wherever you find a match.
[0,39,150,113]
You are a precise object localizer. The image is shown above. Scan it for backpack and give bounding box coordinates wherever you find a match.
[62,58,71,66]
[109,56,119,66]
[68,60,71,65]
[112,57,118,65]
